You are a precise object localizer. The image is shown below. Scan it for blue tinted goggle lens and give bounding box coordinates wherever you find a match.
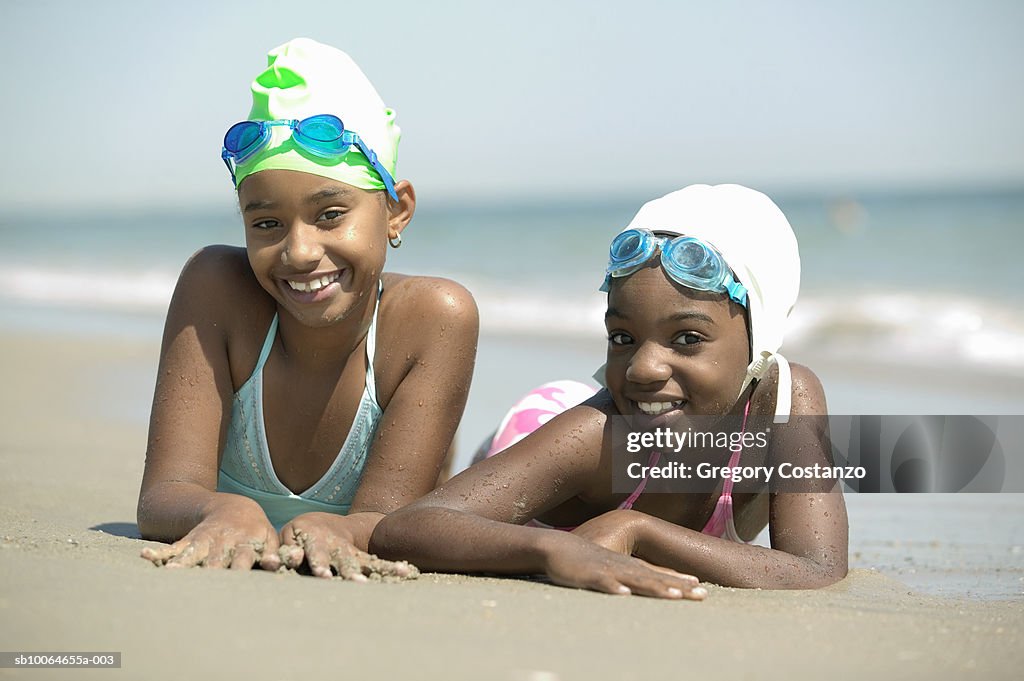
[296,115,345,143]
[610,232,639,259]
[664,238,723,289]
[608,230,656,273]
[224,122,267,162]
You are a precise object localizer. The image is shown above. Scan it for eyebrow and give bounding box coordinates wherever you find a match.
[241,186,354,213]
[605,307,715,325]
[241,198,275,213]
[307,186,353,203]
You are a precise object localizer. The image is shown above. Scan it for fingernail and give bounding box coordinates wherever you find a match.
[691,587,708,599]
[616,585,631,595]
[666,587,683,598]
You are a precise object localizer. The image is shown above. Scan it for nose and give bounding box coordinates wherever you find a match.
[625,340,672,385]
[280,221,324,268]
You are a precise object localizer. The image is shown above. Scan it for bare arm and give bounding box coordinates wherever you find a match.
[370,401,706,599]
[352,276,479,512]
[137,247,281,568]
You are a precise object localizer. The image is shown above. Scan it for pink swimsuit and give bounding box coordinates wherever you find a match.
[484,380,750,543]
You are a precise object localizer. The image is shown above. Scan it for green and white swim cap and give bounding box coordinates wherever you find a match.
[232,38,400,191]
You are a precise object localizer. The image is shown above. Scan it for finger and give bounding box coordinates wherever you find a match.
[140,537,190,565]
[589,574,632,596]
[204,545,233,569]
[257,532,281,571]
[301,535,334,579]
[634,558,701,584]
[364,555,420,579]
[278,522,299,547]
[165,540,209,569]
[276,524,305,569]
[277,544,304,569]
[620,567,706,600]
[229,544,258,571]
[333,551,369,583]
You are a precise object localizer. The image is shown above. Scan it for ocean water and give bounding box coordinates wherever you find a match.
[2,188,1023,398]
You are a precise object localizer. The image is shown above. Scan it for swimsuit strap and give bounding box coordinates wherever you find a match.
[720,396,753,498]
[699,396,753,541]
[364,280,382,401]
[253,313,280,376]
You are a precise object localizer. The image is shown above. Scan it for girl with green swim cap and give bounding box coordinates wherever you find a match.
[138,38,478,580]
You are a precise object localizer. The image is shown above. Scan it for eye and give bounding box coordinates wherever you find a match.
[608,332,634,346]
[250,218,280,230]
[318,209,345,223]
[673,332,704,346]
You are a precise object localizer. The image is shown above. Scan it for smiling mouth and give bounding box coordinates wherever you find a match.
[284,271,342,293]
[635,400,685,416]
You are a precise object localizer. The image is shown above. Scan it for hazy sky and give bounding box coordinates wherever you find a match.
[2,0,1021,209]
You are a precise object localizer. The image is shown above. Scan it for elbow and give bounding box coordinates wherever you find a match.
[784,557,848,590]
[369,505,429,558]
[734,555,847,590]
[797,564,847,589]
[136,493,168,542]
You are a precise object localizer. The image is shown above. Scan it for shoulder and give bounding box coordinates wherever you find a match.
[380,273,478,325]
[163,246,275,381]
[752,360,827,417]
[788,362,828,416]
[378,274,479,356]
[173,245,261,301]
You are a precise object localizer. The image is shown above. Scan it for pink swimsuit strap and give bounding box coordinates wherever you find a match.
[618,398,752,540]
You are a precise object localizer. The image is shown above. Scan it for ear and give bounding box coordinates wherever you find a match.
[387,180,416,241]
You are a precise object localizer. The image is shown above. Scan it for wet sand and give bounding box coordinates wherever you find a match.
[1,332,1022,680]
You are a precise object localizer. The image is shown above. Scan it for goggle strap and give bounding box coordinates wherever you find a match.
[353,136,399,201]
[726,280,748,307]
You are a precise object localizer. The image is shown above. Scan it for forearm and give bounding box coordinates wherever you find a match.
[637,516,846,589]
[369,506,560,574]
[137,481,260,542]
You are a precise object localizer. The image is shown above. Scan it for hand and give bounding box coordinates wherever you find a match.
[140,496,281,571]
[543,532,707,600]
[278,512,419,581]
[572,509,646,556]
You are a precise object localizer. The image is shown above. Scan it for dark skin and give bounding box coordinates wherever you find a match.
[371,261,848,596]
[138,170,479,579]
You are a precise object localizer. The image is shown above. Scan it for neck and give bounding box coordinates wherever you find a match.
[274,286,378,372]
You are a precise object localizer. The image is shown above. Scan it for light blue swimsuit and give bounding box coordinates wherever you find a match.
[217,287,383,528]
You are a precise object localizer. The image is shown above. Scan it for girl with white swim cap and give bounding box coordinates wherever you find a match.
[372,184,847,597]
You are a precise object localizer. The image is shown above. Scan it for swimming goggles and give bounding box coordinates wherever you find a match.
[601,228,748,307]
[221,114,398,201]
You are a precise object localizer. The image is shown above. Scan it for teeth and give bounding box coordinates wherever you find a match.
[286,272,340,293]
[637,400,683,415]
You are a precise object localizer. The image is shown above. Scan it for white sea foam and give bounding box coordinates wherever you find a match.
[0,266,177,312]
[2,265,1023,375]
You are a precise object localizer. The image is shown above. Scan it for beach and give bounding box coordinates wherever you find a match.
[2,328,1022,680]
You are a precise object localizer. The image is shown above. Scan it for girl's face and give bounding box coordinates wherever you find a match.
[239,169,392,327]
[604,261,750,425]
